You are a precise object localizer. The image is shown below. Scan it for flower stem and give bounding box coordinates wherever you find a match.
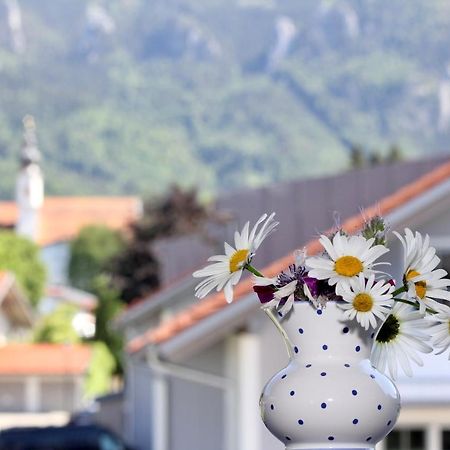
[392,285,407,297]
[263,307,295,359]
[393,297,437,314]
[244,263,265,278]
[392,297,416,307]
[244,264,295,357]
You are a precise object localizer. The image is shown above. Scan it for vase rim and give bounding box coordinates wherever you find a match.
[293,298,344,304]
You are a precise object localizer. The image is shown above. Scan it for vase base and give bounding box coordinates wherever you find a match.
[286,446,374,450]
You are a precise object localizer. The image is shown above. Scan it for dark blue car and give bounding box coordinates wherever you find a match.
[0,424,133,450]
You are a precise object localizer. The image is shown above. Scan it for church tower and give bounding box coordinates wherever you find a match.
[15,115,44,241]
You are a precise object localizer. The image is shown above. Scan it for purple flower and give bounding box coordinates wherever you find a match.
[253,284,275,304]
[253,264,339,307]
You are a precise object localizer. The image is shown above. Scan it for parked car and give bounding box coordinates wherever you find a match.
[0,424,134,450]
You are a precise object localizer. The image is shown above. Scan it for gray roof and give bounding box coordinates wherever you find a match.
[155,154,450,285]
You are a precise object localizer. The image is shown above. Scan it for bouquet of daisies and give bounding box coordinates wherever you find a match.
[193,213,450,379]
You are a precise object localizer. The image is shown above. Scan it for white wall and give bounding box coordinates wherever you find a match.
[40,242,70,285]
[124,361,153,450]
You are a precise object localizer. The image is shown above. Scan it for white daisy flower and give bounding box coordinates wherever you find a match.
[254,275,298,315]
[193,213,278,303]
[394,228,450,314]
[371,302,433,380]
[306,233,389,287]
[272,280,297,316]
[429,304,450,359]
[336,273,394,330]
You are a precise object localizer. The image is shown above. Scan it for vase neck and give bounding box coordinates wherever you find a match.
[279,301,376,362]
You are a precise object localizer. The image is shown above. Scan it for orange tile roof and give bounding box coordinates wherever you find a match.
[0,196,141,246]
[127,160,450,353]
[0,343,92,375]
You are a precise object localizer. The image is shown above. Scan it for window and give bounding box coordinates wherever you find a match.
[385,428,425,450]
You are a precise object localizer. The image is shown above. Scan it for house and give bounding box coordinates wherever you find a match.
[0,271,34,344]
[0,116,142,429]
[118,155,450,450]
[0,273,95,429]
[0,115,142,288]
[0,343,93,429]
[0,116,141,329]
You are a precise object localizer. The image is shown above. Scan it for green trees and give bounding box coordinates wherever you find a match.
[349,144,404,170]
[68,226,125,375]
[2,1,446,200]
[34,304,80,344]
[0,231,46,307]
[68,225,125,292]
[91,275,124,375]
[84,342,117,397]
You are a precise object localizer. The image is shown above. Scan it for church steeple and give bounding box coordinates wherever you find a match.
[15,115,44,241]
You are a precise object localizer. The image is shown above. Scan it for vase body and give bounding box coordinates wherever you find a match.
[260,301,401,450]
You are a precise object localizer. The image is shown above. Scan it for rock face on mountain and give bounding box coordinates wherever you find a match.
[0,0,448,198]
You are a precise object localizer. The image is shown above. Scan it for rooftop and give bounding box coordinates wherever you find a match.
[0,343,92,376]
[0,196,141,246]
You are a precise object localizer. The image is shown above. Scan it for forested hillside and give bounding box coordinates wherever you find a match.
[0,0,449,198]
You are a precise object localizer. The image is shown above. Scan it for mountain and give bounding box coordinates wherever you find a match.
[0,0,449,199]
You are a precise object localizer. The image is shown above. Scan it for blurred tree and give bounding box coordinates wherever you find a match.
[84,341,116,397]
[133,185,215,240]
[387,144,403,163]
[112,240,160,304]
[0,231,46,307]
[34,304,80,344]
[349,144,365,169]
[112,185,223,303]
[68,225,125,292]
[91,275,124,374]
[368,151,383,166]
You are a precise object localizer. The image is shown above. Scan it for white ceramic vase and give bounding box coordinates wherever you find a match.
[260,301,401,450]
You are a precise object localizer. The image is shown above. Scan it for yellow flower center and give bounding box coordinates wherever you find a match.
[334,256,363,277]
[353,293,374,312]
[406,269,427,299]
[229,249,249,273]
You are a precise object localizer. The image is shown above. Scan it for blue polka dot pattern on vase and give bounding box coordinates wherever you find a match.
[298,419,304,425]
[366,437,372,442]
[298,328,304,334]
[270,404,274,410]
[387,420,392,426]
[321,402,327,409]
[353,419,358,425]
[352,389,357,396]
[281,374,287,379]
[344,363,350,367]
[317,309,322,315]
[343,327,349,333]
[290,391,295,396]
[322,344,328,350]
[355,345,361,352]
[328,436,335,441]
[294,346,299,353]
[278,312,283,317]
[305,364,312,368]
[371,332,375,339]
[370,374,375,379]
[321,372,326,376]
[286,436,291,441]
[377,404,382,410]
